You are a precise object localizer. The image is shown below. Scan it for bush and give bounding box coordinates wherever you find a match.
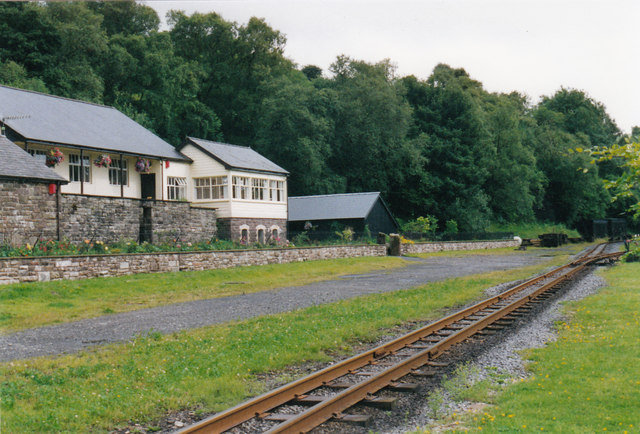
[622,245,640,262]
[402,215,438,234]
[444,219,458,234]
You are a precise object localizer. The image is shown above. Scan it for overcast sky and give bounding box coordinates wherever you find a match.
[146,0,639,133]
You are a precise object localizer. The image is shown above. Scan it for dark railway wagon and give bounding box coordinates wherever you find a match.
[578,218,628,241]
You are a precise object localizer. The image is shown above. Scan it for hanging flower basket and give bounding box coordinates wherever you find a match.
[93,154,112,168]
[45,147,64,167]
[135,158,151,173]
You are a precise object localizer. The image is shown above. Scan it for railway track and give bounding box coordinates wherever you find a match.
[179,243,622,434]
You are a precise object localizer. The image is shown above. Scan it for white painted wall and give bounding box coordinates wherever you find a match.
[20,142,288,220]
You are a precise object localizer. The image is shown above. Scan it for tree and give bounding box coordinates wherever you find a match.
[88,0,160,36]
[327,57,413,205]
[482,92,543,223]
[301,65,322,80]
[586,139,640,218]
[401,68,493,231]
[254,73,344,195]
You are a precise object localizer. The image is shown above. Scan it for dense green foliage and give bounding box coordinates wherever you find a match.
[1,1,633,230]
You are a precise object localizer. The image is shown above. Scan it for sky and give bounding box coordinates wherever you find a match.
[145,0,640,133]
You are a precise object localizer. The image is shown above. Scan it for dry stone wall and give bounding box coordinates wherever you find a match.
[0,244,386,285]
[401,240,519,254]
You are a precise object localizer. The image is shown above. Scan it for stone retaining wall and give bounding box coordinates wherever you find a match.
[0,244,386,285]
[401,239,519,255]
[0,240,520,286]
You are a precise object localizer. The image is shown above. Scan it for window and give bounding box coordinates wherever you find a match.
[232,176,250,199]
[269,180,285,202]
[109,158,128,186]
[28,149,47,165]
[167,177,187,200]
[257,229,265,244]
[251,178,267,200]
[69,154,91,183]
[194,176,227,200]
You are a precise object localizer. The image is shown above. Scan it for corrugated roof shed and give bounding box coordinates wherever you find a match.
[0,85,188,161]
[183,137,288,175]
[288,192,382,221]
[0,135,67,183]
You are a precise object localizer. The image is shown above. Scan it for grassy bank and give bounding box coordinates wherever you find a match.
[0,256,408,332]
[0,254,574,433]
[444,261,640,433]
[488,222,581,239]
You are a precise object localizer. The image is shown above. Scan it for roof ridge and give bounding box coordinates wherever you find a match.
[188,136,253,150]
[289,192,380,199]
[0,84,115,111]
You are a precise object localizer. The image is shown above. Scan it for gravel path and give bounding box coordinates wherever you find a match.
[1,250,555,362]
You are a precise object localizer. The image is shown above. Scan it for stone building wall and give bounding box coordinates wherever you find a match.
[143,201,217,243]
[217,217,288,244]
[59,195,217,244]
[60,194,141,243]
[0,244,387,285]
[0,188,217,245]
[401,239,519,255]
[0,179,58,245]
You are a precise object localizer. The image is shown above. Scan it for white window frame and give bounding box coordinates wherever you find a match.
[69,154,91,183]
[251,178,267,201]
[167,176,187,200]
[232,176,250,199]
[28,149,47,165]
[109,158,128,186]
[194,176,227,200]
[269,180,285,202]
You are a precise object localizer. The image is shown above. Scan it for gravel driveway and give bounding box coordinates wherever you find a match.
[1,250,558,362]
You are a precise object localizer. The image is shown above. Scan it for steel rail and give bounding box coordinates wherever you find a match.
[179,245,619,434]
[265,250,622,433]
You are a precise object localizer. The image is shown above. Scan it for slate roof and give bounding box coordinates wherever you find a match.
[288,192,384,221]
[0,135,67,183]
[0,85,188,161]
[183,137,288,175]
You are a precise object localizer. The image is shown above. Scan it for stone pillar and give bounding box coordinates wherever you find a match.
[389,234,401,256]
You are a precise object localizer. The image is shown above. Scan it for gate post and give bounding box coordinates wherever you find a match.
[389,234,401,256]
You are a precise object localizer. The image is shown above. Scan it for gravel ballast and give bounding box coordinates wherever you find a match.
[382,270,608,434]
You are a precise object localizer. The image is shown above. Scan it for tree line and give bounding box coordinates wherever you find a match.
[1,1,636,231]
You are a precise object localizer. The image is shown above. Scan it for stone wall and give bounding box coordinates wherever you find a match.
[143,202,217,244]
[217,217,287,244]
[60,195,217,244]
[0,179,58,245]
[0,244,386,285]
[60,194,141,243]
[0,187,218,245]
[401,239,519,255]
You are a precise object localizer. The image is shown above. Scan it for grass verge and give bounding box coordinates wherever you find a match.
[0,254,574,433]
[0,256,407,332]
[488,222,581,239]
[432,261,640,433]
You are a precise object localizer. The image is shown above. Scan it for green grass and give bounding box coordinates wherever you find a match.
[0,255,573,433]
[488,222,581,239]
[0,256,407,332]
[453,261,640,433]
